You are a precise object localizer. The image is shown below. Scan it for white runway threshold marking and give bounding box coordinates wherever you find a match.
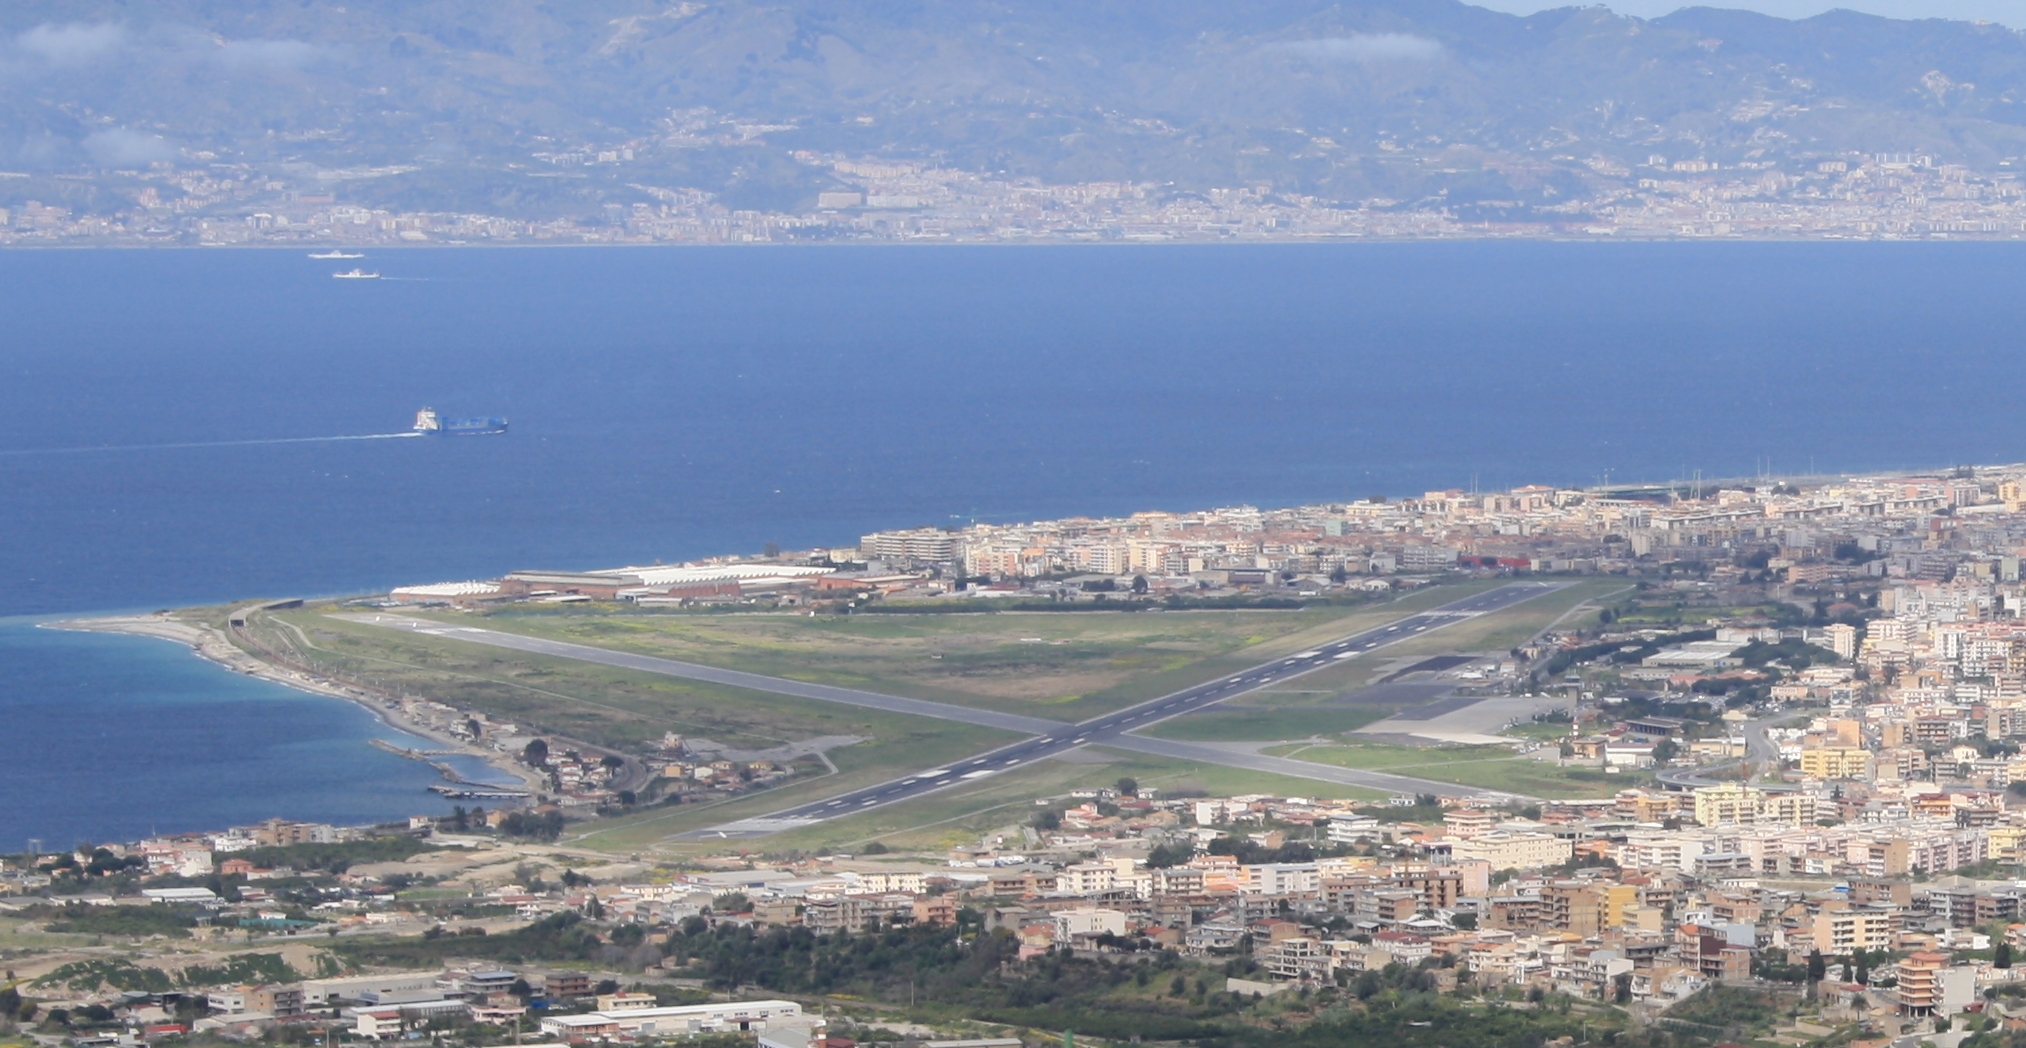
[709,817,822,833]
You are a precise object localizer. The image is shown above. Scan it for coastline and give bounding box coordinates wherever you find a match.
[43,612,549,801]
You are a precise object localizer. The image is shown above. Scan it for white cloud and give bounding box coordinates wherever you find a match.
[1270,34,1446,63]
[1466,0,2026,29]
[17,22,125,66]
[213,37,321,71]
[83,128,174,166]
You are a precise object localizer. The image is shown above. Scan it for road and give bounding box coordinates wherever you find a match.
[1654,713,1802,791]
[662,581,1567,838]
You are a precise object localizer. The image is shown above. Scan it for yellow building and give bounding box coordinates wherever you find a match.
[1692,783,1765,827]
[1989,825,2026,863]
[1600,883,1638,928]
[1762,792,1818,826]
[1800,747,1874,781]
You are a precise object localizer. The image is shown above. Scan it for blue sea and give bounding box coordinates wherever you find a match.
[2,241,2023,845]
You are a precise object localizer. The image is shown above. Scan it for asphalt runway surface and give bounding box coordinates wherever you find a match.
[665,580,1567,838]
[1329,681,1457,710]
[334,613,1070,736]
[1385,694,1487,721]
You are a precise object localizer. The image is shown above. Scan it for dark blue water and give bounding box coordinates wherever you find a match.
[2,242,2023,842]
[0,620,502,849]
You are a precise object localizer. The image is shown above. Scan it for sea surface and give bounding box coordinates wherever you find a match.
[0,619,503,848]
[2,241,2024,844]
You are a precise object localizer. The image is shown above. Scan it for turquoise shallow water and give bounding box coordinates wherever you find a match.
[4,242,2026,843]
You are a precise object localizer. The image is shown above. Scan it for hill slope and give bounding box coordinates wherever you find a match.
[4,1,2026,218]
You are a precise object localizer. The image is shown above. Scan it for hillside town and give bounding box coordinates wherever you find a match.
[26,462,2026,1046]
[13,771,2026,1046]
[6,147,2026,247]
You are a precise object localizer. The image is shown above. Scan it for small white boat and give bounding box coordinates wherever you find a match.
[308,250,364,259]
[332,268,381,280]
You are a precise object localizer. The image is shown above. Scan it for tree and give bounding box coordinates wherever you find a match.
[1998,942,2014,969]
[1451,912,1477,930]
[1613,972,1632,1004]
[1115,777,1138,797]
[523,739,549,766]
[1651,739,1680,765]
[1807,948,1826,982]
[1131,575,1149,595]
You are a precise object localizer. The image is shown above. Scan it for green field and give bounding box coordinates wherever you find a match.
[599,747,1391,856]
[204,578,1614,853]
[246,609,1018,765]
[1262,741,1630,799]
[402,581,1513,723]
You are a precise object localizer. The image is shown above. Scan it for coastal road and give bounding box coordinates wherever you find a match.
[662,580,1567,838]
[344,582,1564,838]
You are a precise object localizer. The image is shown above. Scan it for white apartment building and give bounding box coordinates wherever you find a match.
[540,1001,805,1039]
[1451,831,1573,871]
[1053,907,1128,944]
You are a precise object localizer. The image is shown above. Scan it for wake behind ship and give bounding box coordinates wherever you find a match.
[414,407,508,436]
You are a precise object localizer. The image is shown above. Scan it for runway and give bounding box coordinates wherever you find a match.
[345,582,1566,839]
[661,580,1566,838]
[333,614,1070,736]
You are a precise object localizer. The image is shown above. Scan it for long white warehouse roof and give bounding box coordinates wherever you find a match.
[593,564,834,586]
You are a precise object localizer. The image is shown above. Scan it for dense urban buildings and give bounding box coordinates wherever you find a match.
[8,149,2026,246]
[32,461,2026,1046]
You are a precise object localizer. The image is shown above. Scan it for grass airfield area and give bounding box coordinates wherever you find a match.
[397,585,1509,722]
[1262,740,1630,799]
[585,747,1391,856]
[247,608,1020,759]
[202,578,1612,852]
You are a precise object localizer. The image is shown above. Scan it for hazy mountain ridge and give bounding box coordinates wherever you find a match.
[6,0,2026,217]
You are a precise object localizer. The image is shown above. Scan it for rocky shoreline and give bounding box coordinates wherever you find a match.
[45,612,548,799]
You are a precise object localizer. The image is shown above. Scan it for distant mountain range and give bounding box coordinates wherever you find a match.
[7,0,2026,218]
